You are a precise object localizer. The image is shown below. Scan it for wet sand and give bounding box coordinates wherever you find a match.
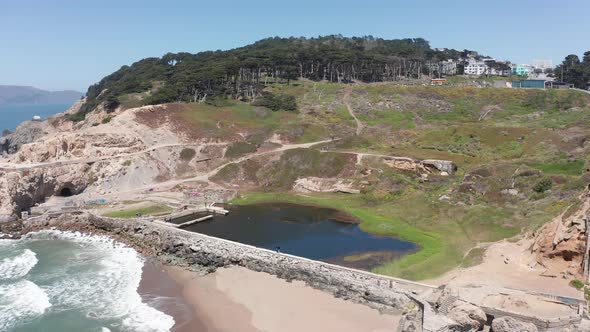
[138,259,207,332]
[165,265,401,332]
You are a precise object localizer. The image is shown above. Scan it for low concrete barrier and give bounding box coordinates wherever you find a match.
[481,305,581,331]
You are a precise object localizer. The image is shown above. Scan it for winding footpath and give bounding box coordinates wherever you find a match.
[343,86,364,136]
[76,139,336,200]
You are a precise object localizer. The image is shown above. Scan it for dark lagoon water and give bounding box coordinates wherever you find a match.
[0,104,71,131]
[182,203,417,270]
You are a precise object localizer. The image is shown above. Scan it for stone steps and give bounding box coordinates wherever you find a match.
[437,294,459,315]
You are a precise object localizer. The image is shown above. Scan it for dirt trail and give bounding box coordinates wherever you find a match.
[90,139,336,200]
[343,86,364,136]
[0,142,228,170]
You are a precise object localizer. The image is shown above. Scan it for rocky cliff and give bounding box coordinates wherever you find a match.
[532,191,590,279]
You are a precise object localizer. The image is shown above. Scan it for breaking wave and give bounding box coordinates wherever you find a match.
[0,230,175,332]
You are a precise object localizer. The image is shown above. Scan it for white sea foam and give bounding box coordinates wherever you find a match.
[27,230,175,332]
[0,280,51,331]
[0,249,38,280]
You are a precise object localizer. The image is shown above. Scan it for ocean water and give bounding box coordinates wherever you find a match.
[0,104,71,132]
[0,230,175,332]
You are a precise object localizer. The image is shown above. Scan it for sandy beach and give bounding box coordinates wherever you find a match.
[138,259,207,332]
[165,265,402,332]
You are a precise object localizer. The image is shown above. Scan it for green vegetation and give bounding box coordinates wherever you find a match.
[570,279,585,290]
[554,52,590,89]
[73,36,480,119]
[75,69,590,281]
[531,160,585,176]
[102,116,112,124]
[179,148,196,161]
[214,149,352,189]
[233,192,447,280]
[253,92,297,111]
[533,178,553,193]
[232,192,523,280]
[225,142,258,158]
[461,247,486,268]
[104,204,172,218]
[162,81,588,281]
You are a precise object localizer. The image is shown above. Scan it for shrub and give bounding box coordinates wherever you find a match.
[68,111,86,122]
[570,279,585,290]
[254,92,297,111]
[180,148,196,161]
[104,95,120,113]
[205,97,233,107]
[533,178,553,193]
[225,142,257,158]
[102,116,112,124]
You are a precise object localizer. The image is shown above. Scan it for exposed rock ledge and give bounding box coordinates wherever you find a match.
[293,177,361,194]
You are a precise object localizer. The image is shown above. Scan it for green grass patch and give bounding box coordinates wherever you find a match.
[232,192,447,280]
[531,160,585,176]
[461,247,486,268]
[225,142,257,158]
[104,204,172,218]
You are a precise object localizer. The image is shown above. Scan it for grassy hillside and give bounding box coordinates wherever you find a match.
[109,80,590,280]
[208,82,590,280]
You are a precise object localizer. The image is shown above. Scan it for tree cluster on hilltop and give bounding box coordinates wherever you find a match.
[554,51,590,88]
[75,35,472,119]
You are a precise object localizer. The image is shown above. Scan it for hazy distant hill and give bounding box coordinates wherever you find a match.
[0,85,83,106]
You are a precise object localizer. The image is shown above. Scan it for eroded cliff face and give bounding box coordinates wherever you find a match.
[0,99,82,156]
[532,191,590,279]
[0,104,229,221]
[0,164,90,221]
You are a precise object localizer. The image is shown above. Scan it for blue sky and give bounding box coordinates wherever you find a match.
[1,0,588,92]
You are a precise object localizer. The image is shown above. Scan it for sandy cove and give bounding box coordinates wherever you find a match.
[164,265,401,332]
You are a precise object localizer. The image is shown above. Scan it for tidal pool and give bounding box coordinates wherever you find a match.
[180,202,417,270]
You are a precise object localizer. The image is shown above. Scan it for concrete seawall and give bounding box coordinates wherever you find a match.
[19,212,585,331]
[22,213,432,313]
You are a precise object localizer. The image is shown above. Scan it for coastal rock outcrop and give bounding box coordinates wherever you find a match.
[491,316,538,332]
[0,165,90,221]
[0,99,83,156]
[380,156,457,175]
[293,177,360,194]
[531,192,589,279]
[9,133,145,163]
[0,122,48,155]
[397,308,422,332]
[422,159,457,175]
[447,301,487,331]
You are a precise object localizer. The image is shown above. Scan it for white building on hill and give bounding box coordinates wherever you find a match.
[532,59,553,69]
[464,60,487,75]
